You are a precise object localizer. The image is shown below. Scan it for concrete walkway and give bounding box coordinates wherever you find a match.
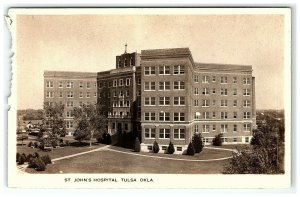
[106,146,237,162]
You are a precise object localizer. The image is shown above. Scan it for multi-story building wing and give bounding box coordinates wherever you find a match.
[44,71,97,135]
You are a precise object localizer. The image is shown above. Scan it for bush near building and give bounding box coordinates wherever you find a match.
[153,141,160,153]
[187,142,195,156]
[192,132,204,153]
[167,141,175,154]
[212,133,223,146]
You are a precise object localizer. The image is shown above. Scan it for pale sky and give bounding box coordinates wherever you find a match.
[16,14,286,110]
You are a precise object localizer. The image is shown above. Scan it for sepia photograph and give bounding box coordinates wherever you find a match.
[7,8,291,188]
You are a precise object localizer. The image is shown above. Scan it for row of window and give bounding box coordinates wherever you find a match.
[99,78,141,88]
[193,123,251,133]
[194,111,252,119]
[145,128,185,139]
[194,76,251,85]
[46,81,96,89]
[46,91,97,98]
[193,88,251,96]
[193,99,251,107]
[144,81,185,91]
[145,65,185,75]
[144,112,185,122]
[117,57,134,68]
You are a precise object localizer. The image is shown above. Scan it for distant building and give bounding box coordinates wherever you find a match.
[44,47,256,153]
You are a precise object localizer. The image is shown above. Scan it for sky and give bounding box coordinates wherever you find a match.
[16,13,286,110]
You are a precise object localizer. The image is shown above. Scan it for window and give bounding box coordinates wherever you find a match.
[108,82,112,87]
[119,79,124,86]
[79,102,84,107]
[194,100,199,107]
[145,81,155,91]
[233,112,237,119]
[66,82,74,88]
[243,112,251,119]
[124,58,127,67]
[130,57,134,66]
[174,81,185,90]
[174,113,185,122]
[126,78,131,86]
[159,97,170,106]
[79,92,83,98]
[46,92,54,98]
[94,82,97,88]
[113,79,117,87]
[221,124,228,133]
[46,81,54,88]
[145,112,156,121]
[137,90,141,96]
[212,76,216,82]
[86,82,90,89]
[212,88,216,94]
[194,75,199,83]
[221,100,228,107]
[159,66,170,75]
[233,100,237,107]
[159,81,171,90]
[66,101,73,107]
[67,92,74,98]
[243,89,251,96]
[66,111,74,118]
[203,125,210,133]
[173,65,185,74]
[174,97,185,106]
[194,87,199,95]
[126,90,130,97]
[233,124,237,132]
[221,112,228,119]
[162,146,167,151]
[174,129,185,139]
[94,92,97,97]
[119,91,124,97]
[202,100,209,107]
[232,77,237,84]
[145,128,156,139]
[124,123,128,130]
[118,60,121,68]
[145,97,156,106]
[159,129,170,139]
[244,123,251,132]
[212,112,216,118]
[212,100,216,106]
[221,76,228,84]
[59,82,63,88]
[137,78,141,85]
[145,66,155,75]
[159,112,170,121]
[194,125,199,133]
[147,146,153,150]
[203,112,209,119]
[194,112,201,119]
[244,100,251,107]
[212,125,216,131]
[221,88,228,96]
[59,92,63,98]
[233,138,237,142]
[113,91,117,97]
[245,137,250,143]
[86,92,90,98]
[243,77,251,85]
[66,121,73,129]
[202,76,209,83]
[202,88,209,95]
[126,100,130,107]
[233,89,237,96]
[177,147,182,151]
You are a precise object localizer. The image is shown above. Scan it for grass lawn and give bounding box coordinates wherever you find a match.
[17,143,105,159]
[25,146,231,174]
[108,146,234,160]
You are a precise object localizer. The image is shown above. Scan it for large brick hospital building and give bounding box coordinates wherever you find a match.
[44,47,256,153]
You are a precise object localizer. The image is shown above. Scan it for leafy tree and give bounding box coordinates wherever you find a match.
[192,132,204,153]
[153,141,160,153]
[212,133,223,146]
[167,141,175,154]
[187,142,195,156]
[134,137,141,152]
[73,103,108,146]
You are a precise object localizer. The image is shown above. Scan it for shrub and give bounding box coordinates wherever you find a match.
[34,152,40,158]
[28,158,38,168]
[52,141,58,148]
[65,140,70,146]
[16,153,21,162]
[27,154,34,161]
[153,141,160,153]
[97,133,112,145]
[212,133,223,146]
[18,155,26,165]
[34,142,39,148]
[167,141,175,154]
[134,137,141,152]
[41,155,52,165]
[192,133,204,153]
[187,142,195,156]
[39,143,45,150]
[35,158,46,171]
[22,153,27,162]
[28,141,33,147]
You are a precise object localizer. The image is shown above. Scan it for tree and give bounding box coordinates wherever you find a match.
[73,103,108,146]
[192,132,204,153]
[212,133,223,146]
[187,142,195,156]
[153,141,160,153]
[42,102,66,147]
[134,137,141,152]
[167,141,175,154]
